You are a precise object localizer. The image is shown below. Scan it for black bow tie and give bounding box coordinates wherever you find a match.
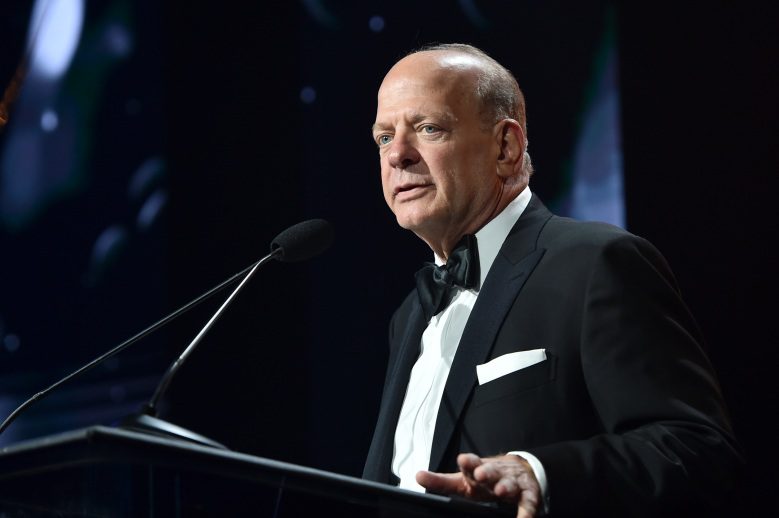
[415,235,479,322]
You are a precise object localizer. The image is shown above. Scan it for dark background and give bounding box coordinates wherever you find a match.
[0,1,776,514]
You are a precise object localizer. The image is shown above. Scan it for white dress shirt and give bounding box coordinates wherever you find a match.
[391,187,548,500]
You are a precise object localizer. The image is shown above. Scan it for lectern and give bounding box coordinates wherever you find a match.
[0,426,513,516]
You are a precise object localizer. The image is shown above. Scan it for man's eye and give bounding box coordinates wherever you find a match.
[377,134,393,145]
[421,125,438,134]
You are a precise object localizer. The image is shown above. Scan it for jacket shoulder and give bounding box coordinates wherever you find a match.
[542,216,638,247]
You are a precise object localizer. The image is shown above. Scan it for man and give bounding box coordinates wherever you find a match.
[363,44,742,517]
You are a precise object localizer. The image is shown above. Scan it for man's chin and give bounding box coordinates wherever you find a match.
[395,213,429,232]
[394,213,442,245]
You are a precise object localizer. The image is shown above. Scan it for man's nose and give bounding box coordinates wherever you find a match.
[387,135,421,170]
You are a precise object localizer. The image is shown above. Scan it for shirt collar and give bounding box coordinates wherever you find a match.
[434,187,533,289]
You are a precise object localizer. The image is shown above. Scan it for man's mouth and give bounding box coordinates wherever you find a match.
[394,183,434,198]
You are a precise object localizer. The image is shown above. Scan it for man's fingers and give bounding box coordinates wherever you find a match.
[417,469,493,500]
[415,470,465,495]
[457,453,482,484]
[457,452,482,470]
[419,454,542,518]
[494,476,519,498]
[474,459,504,483]
[516,486,539,518]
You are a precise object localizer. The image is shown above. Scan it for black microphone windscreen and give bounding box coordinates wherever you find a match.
[270,219,333,262]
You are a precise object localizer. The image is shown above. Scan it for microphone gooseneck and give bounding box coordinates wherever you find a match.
[0,219,333,442]
[143,218,334,416]
[124,219,333,447]
[0,259,259,437]
[141,253,275,418]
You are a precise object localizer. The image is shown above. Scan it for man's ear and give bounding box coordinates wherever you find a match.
[495,119,525,178]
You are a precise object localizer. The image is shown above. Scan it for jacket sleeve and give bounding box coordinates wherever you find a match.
[528,234,744,516]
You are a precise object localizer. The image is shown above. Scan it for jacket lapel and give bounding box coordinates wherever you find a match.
[428,195,552,471]
[363,297,427,482]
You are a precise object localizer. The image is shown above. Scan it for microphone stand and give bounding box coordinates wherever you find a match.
[121,250,280,449]
[0,219,332,447]
[0,258,266,438]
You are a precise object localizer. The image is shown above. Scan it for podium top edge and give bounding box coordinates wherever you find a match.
[0,426,513,517]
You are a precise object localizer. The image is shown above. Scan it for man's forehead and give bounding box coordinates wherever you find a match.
[375,78,465,120]
[374,51,483,128]
[379,53,480,99]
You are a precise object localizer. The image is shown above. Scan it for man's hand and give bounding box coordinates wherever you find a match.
[416,453,541,518]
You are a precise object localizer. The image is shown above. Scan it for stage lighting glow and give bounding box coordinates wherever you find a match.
[40,109,58,132]
[300,86,317,104]
[137,189,167,231]
[87,225,128,281]
[369,16,385,33]
[128,156,165,201]
[28,0,85,79]
[3,334,20,353]
[104,23,132,57]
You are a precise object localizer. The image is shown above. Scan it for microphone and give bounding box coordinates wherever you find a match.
[0,219,333,441]
[124,219,334,447]
[271,218,333,262]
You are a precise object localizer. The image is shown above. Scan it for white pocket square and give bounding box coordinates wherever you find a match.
[476,349,547,385]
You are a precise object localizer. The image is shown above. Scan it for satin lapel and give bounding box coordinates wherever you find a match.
[428,195,552,471]
[363,297,427,482]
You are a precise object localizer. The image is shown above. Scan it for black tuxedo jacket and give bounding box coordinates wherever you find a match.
[363,195,742,516]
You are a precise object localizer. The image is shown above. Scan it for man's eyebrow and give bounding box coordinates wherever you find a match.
[408,111,455,125]
[371,122,390,134]
[371,111,456,134]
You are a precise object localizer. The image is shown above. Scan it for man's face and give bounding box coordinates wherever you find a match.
[372,52,503,246]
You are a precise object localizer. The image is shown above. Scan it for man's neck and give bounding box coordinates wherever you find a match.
[424,182,528,261]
